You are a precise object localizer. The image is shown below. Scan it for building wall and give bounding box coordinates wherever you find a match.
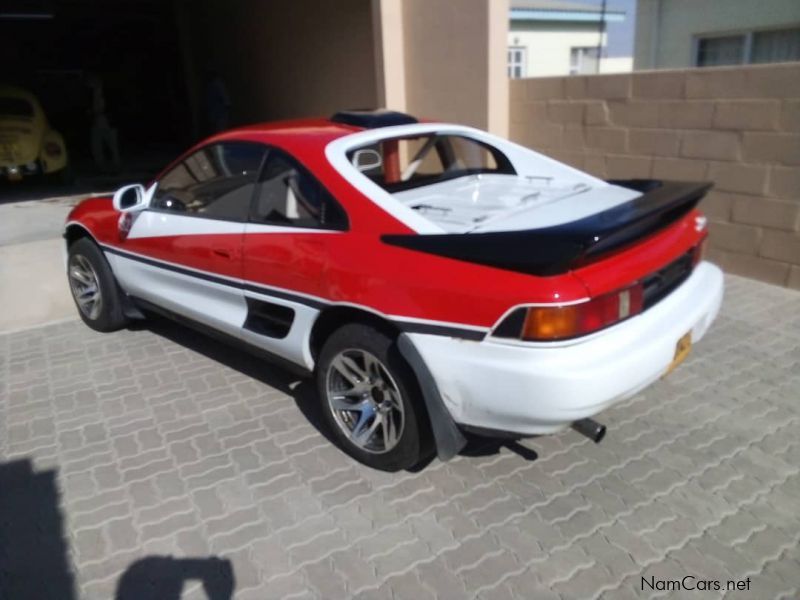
[509,63,800,289]
[177,0,378,133]
[402,0,496,131]
[509,22,608,77]
[635,0,800,70]
[600,56,634,74]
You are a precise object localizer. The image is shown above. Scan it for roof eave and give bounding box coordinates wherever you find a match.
[509,9,625,23]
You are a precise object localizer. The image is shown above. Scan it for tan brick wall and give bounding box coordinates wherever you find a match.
[509,63,800,289]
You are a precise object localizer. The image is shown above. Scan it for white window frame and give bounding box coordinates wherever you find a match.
[693,24,800,67]
[570,46,600,75]
[508,46,526,79]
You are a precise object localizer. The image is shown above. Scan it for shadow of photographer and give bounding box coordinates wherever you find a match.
[115,555,235,600]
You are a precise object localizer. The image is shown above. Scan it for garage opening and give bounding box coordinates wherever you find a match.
[0,0,378,202]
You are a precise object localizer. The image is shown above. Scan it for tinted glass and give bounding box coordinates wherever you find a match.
[696,35,744,67]
[752,28,800,64]
[252,150,348,230]
[153,142,266,221]
[0,97,34,118]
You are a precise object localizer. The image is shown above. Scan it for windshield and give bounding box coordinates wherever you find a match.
[346,134,515,192]
[0,97,34,119]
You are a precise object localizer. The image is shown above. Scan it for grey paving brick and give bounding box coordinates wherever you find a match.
[303,558,350,599]
[74,525,108,565]
[135,495,193,526]
[105,517,139,553]
[127,478,160,510]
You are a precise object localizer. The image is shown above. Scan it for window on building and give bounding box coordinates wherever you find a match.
[752,27,800,63]
[695,27,800,67]
[570,47,600,75]
[696,35,745,67]
[508,47,526,79]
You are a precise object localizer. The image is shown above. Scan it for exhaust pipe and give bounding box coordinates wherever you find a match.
[571,418,606,443]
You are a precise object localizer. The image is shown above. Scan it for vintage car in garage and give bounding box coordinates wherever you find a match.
[0,85,69,182]
[63,110,723,471]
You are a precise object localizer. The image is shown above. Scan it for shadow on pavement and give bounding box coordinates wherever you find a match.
[115,556,235,600]
[0,459,77,600]
[137,315,344,452]
[138,314,539,468]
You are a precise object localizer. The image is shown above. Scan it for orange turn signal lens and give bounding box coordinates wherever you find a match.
[516,283,644,341]
[522,305,581,341]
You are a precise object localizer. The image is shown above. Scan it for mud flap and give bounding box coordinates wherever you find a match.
[397,333,467,461]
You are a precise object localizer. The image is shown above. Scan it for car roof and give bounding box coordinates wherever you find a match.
[207,110,424,148]
[212,117,361,146]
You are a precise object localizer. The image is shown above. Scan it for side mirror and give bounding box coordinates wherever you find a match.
[352,148,382,173]
[112,184,147,212]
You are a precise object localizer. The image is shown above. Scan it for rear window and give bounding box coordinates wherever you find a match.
[346,134,515,192]
[0,97,34,118]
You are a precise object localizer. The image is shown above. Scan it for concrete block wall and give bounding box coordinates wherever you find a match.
[509,63,800,289]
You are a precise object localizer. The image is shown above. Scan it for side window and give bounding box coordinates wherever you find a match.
[251,149,348,230]
[152,142,266,221]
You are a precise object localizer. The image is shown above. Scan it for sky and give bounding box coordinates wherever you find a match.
[578,0,638,58]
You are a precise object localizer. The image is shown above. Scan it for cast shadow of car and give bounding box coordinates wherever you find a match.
[136,315,539,470]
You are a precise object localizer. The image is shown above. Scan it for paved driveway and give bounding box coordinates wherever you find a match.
[1,275,798,600]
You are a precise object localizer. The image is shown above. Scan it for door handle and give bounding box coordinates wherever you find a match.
[212,248,233,259]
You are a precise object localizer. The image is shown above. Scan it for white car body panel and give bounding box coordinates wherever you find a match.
[393,173,640,233]
[108,251,247,339]
[406,261,724,436]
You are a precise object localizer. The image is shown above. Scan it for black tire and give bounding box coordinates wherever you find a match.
[316,323,433,471]
[67,238,129,332]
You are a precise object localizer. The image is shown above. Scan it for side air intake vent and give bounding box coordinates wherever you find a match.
[331,109,418,129]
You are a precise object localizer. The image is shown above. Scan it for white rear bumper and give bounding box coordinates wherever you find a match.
[407,261,724,436]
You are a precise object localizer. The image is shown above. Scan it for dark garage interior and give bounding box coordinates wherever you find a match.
[0,0,194,199]
[0,0,380,202]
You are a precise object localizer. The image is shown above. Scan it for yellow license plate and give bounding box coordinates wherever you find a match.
[664,331,692,377]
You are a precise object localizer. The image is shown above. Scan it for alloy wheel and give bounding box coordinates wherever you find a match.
[326,349,405,454]
[68,254,103,320]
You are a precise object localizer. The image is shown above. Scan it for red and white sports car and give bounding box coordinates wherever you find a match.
[64,110,723,471]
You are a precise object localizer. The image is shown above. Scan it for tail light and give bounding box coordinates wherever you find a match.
[45,142,62,157]
[691,236,707,267]
[494,283,644,342]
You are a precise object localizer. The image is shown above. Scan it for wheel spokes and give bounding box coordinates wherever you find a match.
[330,395,370,412]
[352,412,381,446]
[382,412,397,449]
[327,348,406,454]
[70,267,91,285]
[331,354,367,387]
[68,255,103,320]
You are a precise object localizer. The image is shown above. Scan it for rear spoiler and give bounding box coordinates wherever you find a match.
[382,180,712,276]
